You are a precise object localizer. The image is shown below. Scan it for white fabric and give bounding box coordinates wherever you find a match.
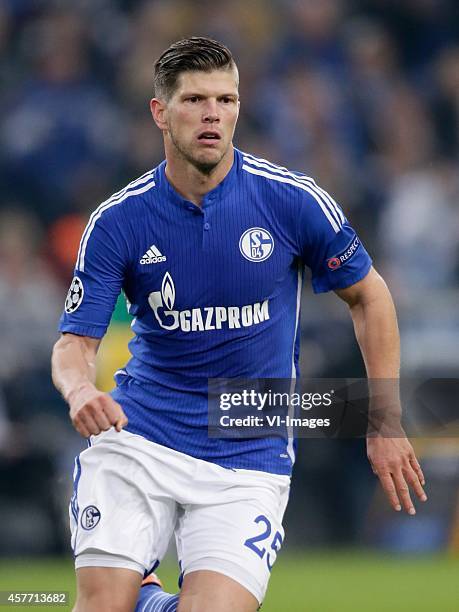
[70,429,290,603]
[75,551,144,575]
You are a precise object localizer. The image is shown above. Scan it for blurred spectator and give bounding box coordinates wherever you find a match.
[0,207,72,555]
[380,162,459,295]
[431,46,459,159]
[356,0,458,71]
[1,9,127,222]
[47,213,87,283]
[0,208,61,381]
[274,0,347,78]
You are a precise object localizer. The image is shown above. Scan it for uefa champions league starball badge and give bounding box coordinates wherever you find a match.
[65,276,84,313]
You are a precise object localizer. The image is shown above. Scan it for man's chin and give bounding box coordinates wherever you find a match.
[190,149,225,175]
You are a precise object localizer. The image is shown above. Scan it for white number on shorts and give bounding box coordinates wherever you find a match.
[244,514,283,571]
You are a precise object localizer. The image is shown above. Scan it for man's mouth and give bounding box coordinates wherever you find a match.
[197,131,221,143]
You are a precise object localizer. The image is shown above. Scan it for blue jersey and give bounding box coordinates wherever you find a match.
[59,148,372,475]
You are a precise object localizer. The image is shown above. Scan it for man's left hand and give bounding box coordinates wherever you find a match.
[367,436,427,515]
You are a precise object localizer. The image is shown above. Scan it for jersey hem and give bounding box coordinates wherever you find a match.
[59,323,107,338]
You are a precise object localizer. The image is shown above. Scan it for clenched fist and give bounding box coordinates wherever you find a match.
[68,384,128,438]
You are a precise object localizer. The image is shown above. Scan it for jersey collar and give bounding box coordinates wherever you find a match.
[155,148,241,210]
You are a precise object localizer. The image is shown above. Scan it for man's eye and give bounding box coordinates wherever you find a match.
[187,96,199,103]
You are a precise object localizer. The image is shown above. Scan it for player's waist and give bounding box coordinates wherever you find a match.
[124,341,294,385]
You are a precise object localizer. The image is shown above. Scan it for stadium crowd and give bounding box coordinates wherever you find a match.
[1,0,458,555]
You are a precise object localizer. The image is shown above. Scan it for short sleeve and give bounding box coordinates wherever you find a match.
[298,188,372,294]
[59,209,128,338]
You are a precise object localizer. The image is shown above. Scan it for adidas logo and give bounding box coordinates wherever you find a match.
[140,245,167,265]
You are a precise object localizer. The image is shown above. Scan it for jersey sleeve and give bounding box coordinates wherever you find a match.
[297,186,372,293]
[59,209,128,338]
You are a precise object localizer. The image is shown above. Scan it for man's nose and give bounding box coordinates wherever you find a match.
[202,99,219,122]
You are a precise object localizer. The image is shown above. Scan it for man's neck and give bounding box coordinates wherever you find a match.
[164,146,234,206]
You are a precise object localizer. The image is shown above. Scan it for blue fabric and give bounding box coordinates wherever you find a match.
[135,585,179,612]
[59,149,372,475]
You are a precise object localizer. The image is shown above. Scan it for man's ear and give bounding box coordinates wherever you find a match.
[150,98,167,130]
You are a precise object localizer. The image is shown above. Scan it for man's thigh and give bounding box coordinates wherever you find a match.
[178,570,258,612]
[74,567,142,612]
[176,469,290,606]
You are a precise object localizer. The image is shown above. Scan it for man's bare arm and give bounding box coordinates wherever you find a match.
[335,267,427,514]
[51,333,127,438]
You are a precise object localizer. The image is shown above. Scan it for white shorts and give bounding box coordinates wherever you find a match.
[70,429,290,603]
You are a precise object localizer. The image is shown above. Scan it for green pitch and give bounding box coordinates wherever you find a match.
[0,551,457,611]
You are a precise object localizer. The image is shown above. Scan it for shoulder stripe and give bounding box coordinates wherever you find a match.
[242,164,341,233]
[243,153,345,226]
[77,169,156,266]
[77,179,156,272]
[107,168,156,203]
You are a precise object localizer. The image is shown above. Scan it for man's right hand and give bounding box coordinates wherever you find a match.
[68,384,128,438]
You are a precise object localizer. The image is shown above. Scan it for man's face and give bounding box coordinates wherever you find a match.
[156,68,240,174]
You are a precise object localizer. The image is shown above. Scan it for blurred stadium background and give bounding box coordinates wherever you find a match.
[0,0,458,610]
